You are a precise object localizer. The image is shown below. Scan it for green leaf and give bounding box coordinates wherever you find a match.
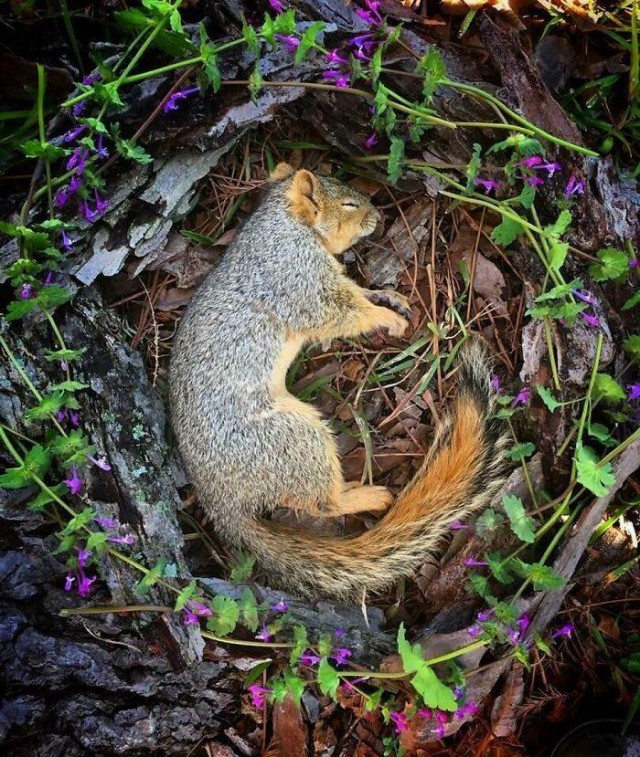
[465,143,482,189]
[114,135,153,164]
[295,21,324,65]
[135,559,166,595]
[283,669,306,708]
[468,572,495,602]
[28,484,65,511]
[588,423,613,444]
[207,595,239,636]
[502,494,536,543]
[369,44,383,87]
[20,140,67,161]
[248,65,263,101]
[0,444,52,489]
[290,624,308,665]
[534,278,583,302]
[387,136,405,185]
[517,181,536,210]
[273,9,297,36]
[486,552,513,584]
[44,347,87,363]
[589,247,629,282]
[85,530,109,553]
[548,240,569,271]
[397,623,457,711]
[5,298,39,321]
[545,209,572,237]
[63,506,97,535]
[169,8,182,33]
[38,284,73,310]
[24,391,66,422]
[240,588,259,632]
[230,552,256,582]
[242,17,261,55]
[175,580,197,612]
[491,215,524,246]
[593,373,626,404]
[418,47,446,103]
[537,384,561,412]
[505,442,536,461]
[534,633,551,655]
[317,658,340,700]
[475,508,505,538]
[622,291,640,311]
[623,335,640,364]
[575,444,616,497]
[50,380,89,393]
[50,429,95,467]
[514,560,565,591]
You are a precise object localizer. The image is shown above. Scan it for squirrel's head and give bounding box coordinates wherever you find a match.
[272,163,380,255]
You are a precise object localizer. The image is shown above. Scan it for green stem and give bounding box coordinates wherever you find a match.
[36,65,54,219]
[543,318,561,391]
[442,78,599,157]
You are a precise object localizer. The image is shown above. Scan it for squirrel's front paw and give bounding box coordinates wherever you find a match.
[383,310,409,338]
[367,290,412,320]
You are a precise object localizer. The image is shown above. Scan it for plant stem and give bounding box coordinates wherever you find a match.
[36,65,54,219]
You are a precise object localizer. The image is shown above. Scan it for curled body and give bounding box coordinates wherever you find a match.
[169,164,506,601]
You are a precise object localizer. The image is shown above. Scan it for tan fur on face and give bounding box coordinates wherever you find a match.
[286,168,380,255]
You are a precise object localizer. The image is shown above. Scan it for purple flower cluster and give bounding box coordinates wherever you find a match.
[474,156,584,201]
[468,608,532,648]
[248,683,270,709]
[512,386,531,407]
[356,0,383,26]
[162,86,200,114]
[183,600,213,626]
[64,545,97,598]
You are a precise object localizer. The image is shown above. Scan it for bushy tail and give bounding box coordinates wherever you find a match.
[240,341,508,601]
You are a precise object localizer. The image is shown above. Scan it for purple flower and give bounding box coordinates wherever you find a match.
[630,258,639,269]
[69,410,80,427]
[331,647,352,665]
[468,624,482,637]
[72,100,86,118]
[356,0,383,25]
[552,623,574,639]
[351,33,376,50]
[539,161,561,177]
[477,608,494,622]
[364,132,378,149]
[454,701,479,719]
[60,359,68,372]
[526,176,545,187]
[299,650,320,666]
[80,201,98,224]
[77,574,96,597]
[64,573,76,591]
[322,69,351,88]
[565,174,584,199]
[66,147,89,174]
[326,49,349,65]
[267,0,283,11]
[96,134,109,160]
[516,614,531,635]
[255,626,272,643]
[107,534,137,546]
[573,289,596,305]
[274,34,299,53]
[627,384,640,402]
[248,684,271,709]
[490,374,504,395]
[449,520,468,530]
[63,467,83,495]
[464,557,488,567]
[453,685,465,700]
[580,312,600,328]
[95,516,119,530]
[341,676,367,692]
[163,86,200,114]
[82,72,101,86]
[55,410,67,423]
[353,46,371,61]
[435,710,449,726]
[88,454,111,472]
[271,599,289,613]
[512,387,531,406]
[520,155,543,168]
[61,230,74,251]
[55,188,71,208]
[94,190,109,216]
[334,628,347,638]
[187,600,213,617]
[64,124,88,143]
[20,283,34,300]
[475,178,500,194]
[183,609,200,625]
[77,547,91,568]
[390,711,410,733]
[69,175,83,193]
[507,628,520,644]
[418,708,432,720]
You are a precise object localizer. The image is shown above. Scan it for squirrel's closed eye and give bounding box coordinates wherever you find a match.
[342,200,360,209]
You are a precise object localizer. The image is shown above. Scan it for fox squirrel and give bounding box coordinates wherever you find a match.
[169,163,506,601]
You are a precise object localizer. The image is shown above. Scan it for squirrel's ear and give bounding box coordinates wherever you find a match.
[288,169,325,225]
[270,162,295,181]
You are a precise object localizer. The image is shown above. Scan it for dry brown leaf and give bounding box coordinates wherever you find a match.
[272,695,309,757]
[491,661,525,738]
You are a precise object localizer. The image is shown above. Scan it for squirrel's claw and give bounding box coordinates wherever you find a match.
[367,289,413,320]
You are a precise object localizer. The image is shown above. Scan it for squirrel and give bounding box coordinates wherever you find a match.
[169,163,506,601]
